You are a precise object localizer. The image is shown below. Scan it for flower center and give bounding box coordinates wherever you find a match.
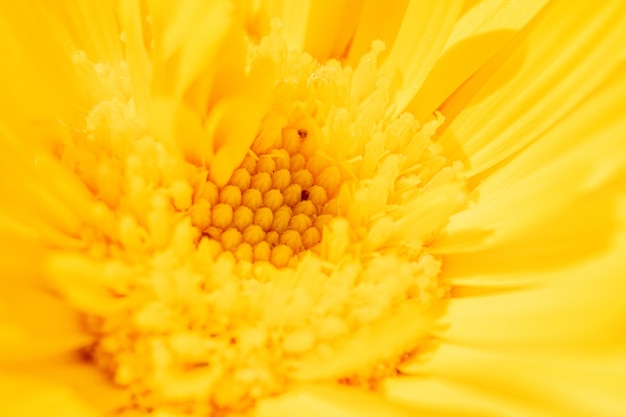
[47,30,467,417]
[190,127,342,268]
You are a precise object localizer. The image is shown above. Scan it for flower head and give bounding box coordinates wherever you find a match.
[2,1,626,416]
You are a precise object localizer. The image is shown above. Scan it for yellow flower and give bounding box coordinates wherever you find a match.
[1,0,626,416]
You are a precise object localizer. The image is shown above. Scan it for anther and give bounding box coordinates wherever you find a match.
[314,214,333,231]
[219,185,242,208]
[228,168,251,190]
[207,226,222,240]
[256,157,276,174]
[289,154,306,171]
[233,206,254,231]
[263,189,284,211]
[234,243,253,262]
[253,241,271,262]
[189,199,211,230]
[272,149,290,170]
[282,130,301,155]
[221,228,243,251]
[243,224,265,246]
[242,189,263,211]
[302,227,321,248]
[271,206,292,233]
[266,231,279,246]
[293,200,317,217]
[292,169,314,189]
[280,230,303,252]
[289,213,313,233]
[271,169,291,191]
[240,155,257,174]
[283,184,303,207]
[322,198,339,216]
[198,181,219,206]
[212,203,234,229]
[316,166,342,197]
[254,207,274,232]
[307,185,328,207]
[251,172,272,194]
[270,244,293,268]
[306,154,330,177]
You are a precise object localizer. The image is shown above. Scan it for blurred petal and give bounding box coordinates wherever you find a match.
[393,346,626,417]
[439,229,626,352]
[256,384,416,417]
[1,353,125,416]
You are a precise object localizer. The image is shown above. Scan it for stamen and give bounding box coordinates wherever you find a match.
[233,206,254,231]
[212,203,234,229]
[251,172,272,193]
[73,34,460,417]
[263,189,283,211]
[270,244,293,267]
[191,126,342,267]
[219,185,243,207]
[254,207,274,232]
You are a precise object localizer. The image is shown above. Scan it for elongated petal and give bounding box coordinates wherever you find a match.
[379,0,464,118]
[436,62,626,255]
[256,384,417,417]
[407,0,549,120]
[438,0,626,176]
[393,346,626,417]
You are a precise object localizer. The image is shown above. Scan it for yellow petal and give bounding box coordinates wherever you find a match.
[0,2,117,131]
[304,0,365,59]
[437,225,626,352]
[0,383,98,417]
[394,346,626,417]
[0,285,90,362]
[436,62,626,254]
[407,0,549,120]
[0,124,96,242]
[385,375,524,417]
[207,58,275,185]
[118,0,152,119]
[260,0,311,51]
[346,0,410,65]
[256,384,416,417]
[438,0,626,176]
[0,233,91,362]
[0,354,125,416]
[378,0,464,118]
[149,0,236,102]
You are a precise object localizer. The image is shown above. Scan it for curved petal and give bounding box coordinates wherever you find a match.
[407,0,549,120]
[378,0,464,118]
[435,62,626,255]
[437,0,626,176]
